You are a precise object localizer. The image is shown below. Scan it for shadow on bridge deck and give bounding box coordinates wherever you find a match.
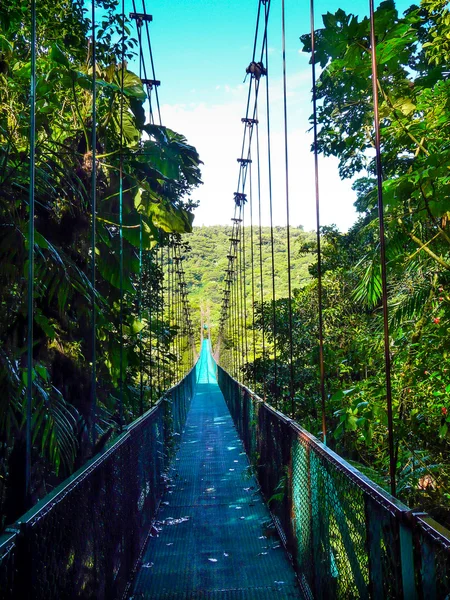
[129,341,302,599]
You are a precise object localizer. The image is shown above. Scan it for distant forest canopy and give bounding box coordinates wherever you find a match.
[182,225,316,339]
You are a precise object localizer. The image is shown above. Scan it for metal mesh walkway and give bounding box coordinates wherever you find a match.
[129,341,302,599]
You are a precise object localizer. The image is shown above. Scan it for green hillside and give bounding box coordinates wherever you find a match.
[182,225,315,336]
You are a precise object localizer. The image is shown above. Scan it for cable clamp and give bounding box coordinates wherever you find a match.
[129,12,153,24]
[142,78,161,89]
[234,192,247,207]
[241,118,259,126]
[245,61,267,80]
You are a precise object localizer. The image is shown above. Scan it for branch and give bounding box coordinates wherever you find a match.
[377,81,429,156]
[398,218,450,269]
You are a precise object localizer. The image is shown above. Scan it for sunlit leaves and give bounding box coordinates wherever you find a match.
[0,0,202,523]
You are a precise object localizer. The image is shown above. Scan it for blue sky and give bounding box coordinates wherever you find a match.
[120,0,412,232]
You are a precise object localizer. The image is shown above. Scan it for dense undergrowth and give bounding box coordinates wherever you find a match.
[217,0,450,527]
[0,0,202,528]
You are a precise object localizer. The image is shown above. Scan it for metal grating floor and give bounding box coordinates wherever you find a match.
[129,342,302,599]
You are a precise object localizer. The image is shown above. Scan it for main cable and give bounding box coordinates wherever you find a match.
[281,0,295,417]
[262,0,278,404]
[118,0,125,430]
[249,160,257,389]
[310,0,327,442]
[141,0,162,125]
[26,0,37,507]
[256,113,267,400]
[90,0,98,441]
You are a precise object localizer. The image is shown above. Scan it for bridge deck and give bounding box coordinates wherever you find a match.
[129,344,301,599]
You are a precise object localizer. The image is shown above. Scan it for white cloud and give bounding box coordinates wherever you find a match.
[161,72,357,233]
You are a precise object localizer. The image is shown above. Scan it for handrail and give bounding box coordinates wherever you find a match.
[0,363,198,600]
[217,362,450,599]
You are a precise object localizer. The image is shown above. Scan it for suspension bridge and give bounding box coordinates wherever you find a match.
[1,0,450,598]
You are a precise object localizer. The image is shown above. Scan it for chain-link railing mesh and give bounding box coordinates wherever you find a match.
[0,365,196,600]
[217,364,450,599]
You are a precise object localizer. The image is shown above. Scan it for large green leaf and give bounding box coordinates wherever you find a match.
[148,201,194,233]
[50,43,70,69]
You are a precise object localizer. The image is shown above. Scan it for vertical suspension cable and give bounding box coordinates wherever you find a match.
[234,218,243,378]
[217,1,269,380]
[25,0,37,506]
[236,222,242,379]
[174,243,178,382]
[138,225,143,415]
[249,161,257,389]
[281,0,295,417]
[230,246,235,377]
[262,0,278,403]
[141,0,162,125]
[369,0,396,497]
[179,260,183,379]
[90,0,98,443]
[148,250,153,406]
[134,1,144,417]
[118,0,125,430]
[158,245,165,397]
[256,118,266,400]
[173,242,177,384]
[310,0,327,442]
[155,247,160,396]
[175,244,179,382]
[167,242,171,386]
[242,205,249,381]
[232,250,238,377]
[179,252,184,379]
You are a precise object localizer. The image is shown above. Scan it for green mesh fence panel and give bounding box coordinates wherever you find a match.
[129,339,302,599]
[0,366,196,600]
[217,363,450,600]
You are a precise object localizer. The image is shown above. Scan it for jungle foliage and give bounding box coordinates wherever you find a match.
[218,0,450,526]
[0,0,201,527]
[182,224,315,335]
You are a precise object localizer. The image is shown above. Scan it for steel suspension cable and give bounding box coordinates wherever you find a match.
[281,0,295,417]
[175,244,180,382]
[131,1,148,85]
[159,243,164,395]
[218,0,271,382]
[90,0,98,442]
[167,242,171,386]
[262,0,278,403]
[25,0,37,506]
[138,226,144,414]
[135,14,144,416]
[174,241,178,382]
[242,204,249,380]
[233,215,243,377]
[310,0,327,443]
[141,0,162,125]
[369,0,396,497]
[118,0,125,430]
[249,161,257,389]
[256,116,267,400]
[148,250,153,406]
[238,211,245,377]
[156,246,160,395]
